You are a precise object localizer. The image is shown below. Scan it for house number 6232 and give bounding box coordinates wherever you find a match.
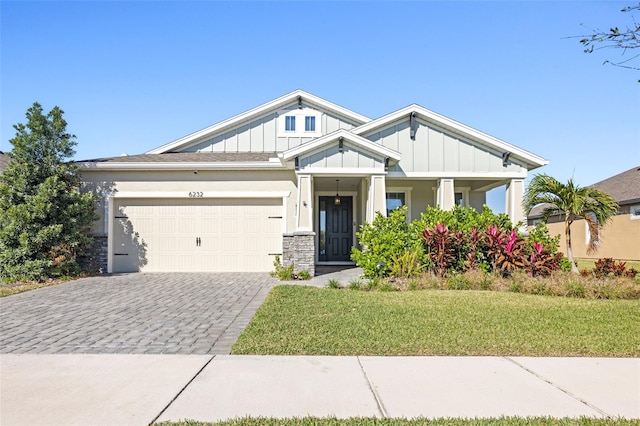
[188,191,204,198]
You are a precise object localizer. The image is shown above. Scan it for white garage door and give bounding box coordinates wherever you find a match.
[112,198,283,273]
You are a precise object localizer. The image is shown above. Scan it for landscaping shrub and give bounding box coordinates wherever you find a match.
[593,258,636,278]
[370,269,640,299]
[270,256,294,280]
[351,206,421,278]
[327,279,341,289]
[422,223,459,277]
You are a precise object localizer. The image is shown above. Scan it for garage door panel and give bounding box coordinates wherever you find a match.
[113,198,283,273]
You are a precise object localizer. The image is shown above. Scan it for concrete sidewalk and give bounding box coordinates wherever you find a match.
[1,355,638,425]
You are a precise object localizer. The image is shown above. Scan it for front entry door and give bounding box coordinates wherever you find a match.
[319,196,353,262]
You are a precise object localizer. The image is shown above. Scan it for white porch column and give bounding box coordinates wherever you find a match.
[505,178,525,227]
[296,174,313,231]
[436,178,455,210]
[367,174,387,221]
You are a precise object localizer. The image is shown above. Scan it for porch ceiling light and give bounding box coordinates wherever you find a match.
[334,179,341,205]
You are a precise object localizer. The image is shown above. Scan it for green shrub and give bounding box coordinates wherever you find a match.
[347,279,362,290]
[351,207,420,278]
[270,256,294,280]
[327,279,341,289]
[527,222,561,254]
[389,244,425,278]
[446,273,472,290]
[566,281,586,298]
[297,270,311,280]
[413,204,512,234]
[378,281,397,292]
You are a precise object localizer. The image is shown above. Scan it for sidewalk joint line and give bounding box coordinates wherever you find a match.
[357,356,388,418]
[150,354,217,424]
[504,357,611,418]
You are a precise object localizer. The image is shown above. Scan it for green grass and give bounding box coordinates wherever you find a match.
[156,417,639,426]
[232,286,640,357]
[0,280,66,297]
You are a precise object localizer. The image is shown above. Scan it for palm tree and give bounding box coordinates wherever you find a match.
[523,174,619,273]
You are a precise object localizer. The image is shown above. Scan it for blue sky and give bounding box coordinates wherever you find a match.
[1,1,638,212]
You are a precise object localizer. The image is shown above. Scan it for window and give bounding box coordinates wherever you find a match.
[386,192,406,216]
[455,192,465,206]
[631,205,640,220]
[285,116,296,131]
[305,116,316,132]
[277,108,321,137]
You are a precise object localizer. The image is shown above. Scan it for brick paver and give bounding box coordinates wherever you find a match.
[0,273,277,354]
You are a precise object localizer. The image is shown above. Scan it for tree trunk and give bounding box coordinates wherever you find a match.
[565,218,578,273]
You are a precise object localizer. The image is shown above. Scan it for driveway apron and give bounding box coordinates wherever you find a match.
[0,273,277,355]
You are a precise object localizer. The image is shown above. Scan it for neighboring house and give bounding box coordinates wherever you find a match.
[528,166,640,262]
[80,90,548,274]
[0,151,10,174]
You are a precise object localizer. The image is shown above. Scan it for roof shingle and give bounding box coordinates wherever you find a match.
[82,152,278,163]
[0,151,11,173]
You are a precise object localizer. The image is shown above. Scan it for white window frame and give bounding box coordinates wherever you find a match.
[630,204,640,220]
[277,108,322,137]
[386,187,413,221]
[304,116,316,132]
[285,116,296,132]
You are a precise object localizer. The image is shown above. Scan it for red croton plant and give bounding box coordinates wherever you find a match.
[422,224,562,278]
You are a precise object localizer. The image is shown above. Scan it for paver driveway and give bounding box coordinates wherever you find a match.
[0,273,277,355]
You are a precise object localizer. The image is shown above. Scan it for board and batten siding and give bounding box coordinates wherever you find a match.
[298,144,384,170]
[181,105,360,154]
[362,117,527,175]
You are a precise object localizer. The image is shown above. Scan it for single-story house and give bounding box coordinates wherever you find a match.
[528,166,640,262]
[80,90,548,275]
[0,151,10,174]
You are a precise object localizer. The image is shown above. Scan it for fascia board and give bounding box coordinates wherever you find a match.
[112,191,291,199]
[78,161,285,171]
[146,90,371,154]
[281,129,401,162]
[386,171,529,179]
[354,105,549,169]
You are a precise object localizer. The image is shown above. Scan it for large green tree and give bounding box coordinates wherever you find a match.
[0,103,98,282]
[523,174,618,273]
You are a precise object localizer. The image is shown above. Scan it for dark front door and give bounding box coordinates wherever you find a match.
[319,196,353,262]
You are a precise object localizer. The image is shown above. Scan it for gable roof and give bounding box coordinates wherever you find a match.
[590,166,640,205]
[146,90,371,155]
[280,129,401,163]
[0,151,10,174]
[353,104,548,171]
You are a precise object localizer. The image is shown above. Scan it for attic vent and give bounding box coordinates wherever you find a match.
[409,112,416,140]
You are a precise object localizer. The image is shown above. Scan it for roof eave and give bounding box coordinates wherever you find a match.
[146,90,371,155]
[79,161,286,171]
[280,129,402,163]
[353,104,549,170]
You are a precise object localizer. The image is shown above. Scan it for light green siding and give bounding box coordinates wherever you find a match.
[362,117,528,175]
[180,105,360,154]
[299,144,383,170]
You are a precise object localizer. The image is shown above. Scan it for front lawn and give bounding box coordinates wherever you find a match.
[232,286,640,356]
